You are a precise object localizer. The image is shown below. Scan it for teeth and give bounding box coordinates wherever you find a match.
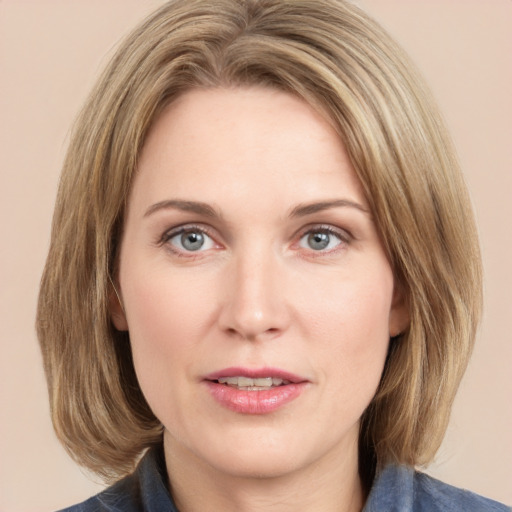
[217,376,289,389]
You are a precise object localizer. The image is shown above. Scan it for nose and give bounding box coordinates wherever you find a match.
[218,248,290,342]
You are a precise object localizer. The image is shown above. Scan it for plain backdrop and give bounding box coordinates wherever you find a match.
[0,1,511,510]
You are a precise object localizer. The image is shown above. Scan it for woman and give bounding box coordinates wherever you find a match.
[36,0,509,510]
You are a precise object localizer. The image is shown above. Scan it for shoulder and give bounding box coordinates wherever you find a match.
[412,470,510,512]
[57,446,178,512]
[58,473,141,512]
[365,464,510,512]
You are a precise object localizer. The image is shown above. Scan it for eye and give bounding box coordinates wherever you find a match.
[165,227,216,253]
[298,227,345,252]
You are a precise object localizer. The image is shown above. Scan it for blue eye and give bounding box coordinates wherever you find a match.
[167,228,215,252]
[299,229,343,251]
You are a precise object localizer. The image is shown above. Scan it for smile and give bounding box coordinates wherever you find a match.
[217,376,290,390]
[204,367,308,414]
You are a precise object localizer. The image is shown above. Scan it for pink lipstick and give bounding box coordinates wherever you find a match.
[204,367,308,414]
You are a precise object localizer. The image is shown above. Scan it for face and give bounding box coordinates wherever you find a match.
[113,87,408,480]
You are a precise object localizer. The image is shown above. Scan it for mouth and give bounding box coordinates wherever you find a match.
[215,376,291,391]
[203,367,308,414]
[205,366,305,387]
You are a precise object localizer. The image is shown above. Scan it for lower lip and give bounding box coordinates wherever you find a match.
[204,381,307,414]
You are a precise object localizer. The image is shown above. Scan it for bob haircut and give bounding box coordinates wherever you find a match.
[37,0,482,483]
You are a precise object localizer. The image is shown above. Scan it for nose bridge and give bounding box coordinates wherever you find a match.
[220,241,287,340]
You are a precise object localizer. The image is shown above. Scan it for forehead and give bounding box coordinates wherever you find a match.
[131,86,367,215]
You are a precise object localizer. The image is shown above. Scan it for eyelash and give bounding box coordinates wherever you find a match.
[295,224,351,255]
[158,224,219,258]
[158,223,352,258]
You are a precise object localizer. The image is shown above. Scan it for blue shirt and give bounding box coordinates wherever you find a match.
[60,446,510,511]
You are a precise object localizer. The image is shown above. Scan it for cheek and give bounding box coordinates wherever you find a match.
[123,264,213,343]
[302,270,393,388]
[120,268,214,406]
[302,267,393,342]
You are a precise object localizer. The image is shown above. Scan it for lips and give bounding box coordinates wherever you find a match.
[217,376,289,390]
[204,367,308,414]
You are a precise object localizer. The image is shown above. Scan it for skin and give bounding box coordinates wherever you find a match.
[112,87,408,512]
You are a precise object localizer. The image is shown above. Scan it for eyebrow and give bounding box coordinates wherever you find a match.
[289,199,369,218]
[144,198,369,220]
[144,199,219,218]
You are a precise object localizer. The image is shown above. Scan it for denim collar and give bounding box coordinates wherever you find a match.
[64,445,509,511]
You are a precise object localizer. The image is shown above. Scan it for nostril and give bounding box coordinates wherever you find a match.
[218,285,290,340]
[223,325,281,342]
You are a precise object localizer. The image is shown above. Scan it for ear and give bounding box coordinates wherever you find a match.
[389,282,409,338]
[108,279,128,331]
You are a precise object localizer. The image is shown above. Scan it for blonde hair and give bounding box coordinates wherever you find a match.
[37,0,482,483]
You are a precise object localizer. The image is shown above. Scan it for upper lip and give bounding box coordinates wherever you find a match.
[204,367,307,384]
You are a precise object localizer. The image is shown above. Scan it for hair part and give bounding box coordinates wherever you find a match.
[37,0,482,483]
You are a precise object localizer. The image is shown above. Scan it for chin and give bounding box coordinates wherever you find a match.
[169,424,310,480]
[210,449,305,480]
[197,424,340,481]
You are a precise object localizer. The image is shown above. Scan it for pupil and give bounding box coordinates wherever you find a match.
[308,232,329,250]
[182,231,204,251]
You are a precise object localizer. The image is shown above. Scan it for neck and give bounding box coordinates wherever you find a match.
[163,431,365,512]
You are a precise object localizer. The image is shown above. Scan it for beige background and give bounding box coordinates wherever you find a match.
[1,1,511,510]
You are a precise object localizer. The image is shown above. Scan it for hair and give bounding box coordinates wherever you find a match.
[37,0,482,484]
